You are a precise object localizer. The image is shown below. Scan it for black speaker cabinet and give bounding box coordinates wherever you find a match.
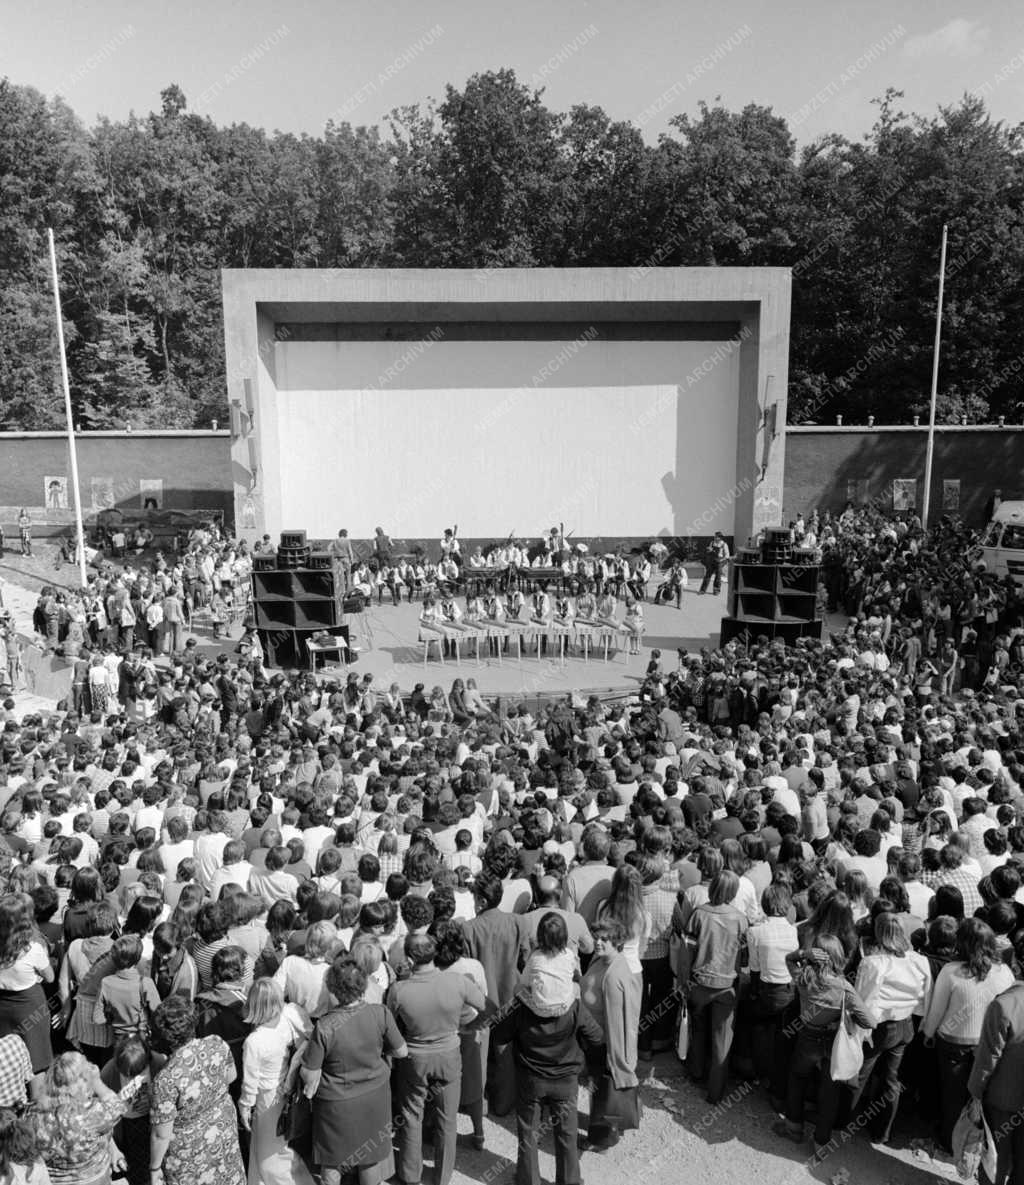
[719,560,822,646]
[252,563,349,668]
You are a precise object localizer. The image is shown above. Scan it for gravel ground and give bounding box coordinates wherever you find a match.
[447,1054,962,1185]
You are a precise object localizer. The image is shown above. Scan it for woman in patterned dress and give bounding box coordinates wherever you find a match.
[148,994,245,1185]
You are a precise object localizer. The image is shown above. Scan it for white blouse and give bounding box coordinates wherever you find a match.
[240,1002,311,1106]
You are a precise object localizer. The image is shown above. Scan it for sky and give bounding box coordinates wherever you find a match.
[3,0,1023,145]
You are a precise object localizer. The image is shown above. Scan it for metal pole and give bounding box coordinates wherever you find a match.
[921,223,948,529]
[47,228,88,587]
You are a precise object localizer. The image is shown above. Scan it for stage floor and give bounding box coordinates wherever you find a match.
[323,585,731,698]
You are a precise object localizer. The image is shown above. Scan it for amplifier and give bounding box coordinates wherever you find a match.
[307,551,333,570]
[279,529,307,550]
[253,552,278,572]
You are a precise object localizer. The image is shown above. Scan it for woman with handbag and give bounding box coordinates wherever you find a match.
[773,937,874,1155]
[849,912,932,1144]
[579,920,642,1151]
[301,958,407,1185]
[238,978,314,1185]
[920,918,1014,1154]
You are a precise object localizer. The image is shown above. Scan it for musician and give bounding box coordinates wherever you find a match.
[530,585,552,656]
[576,587,597,621]
[479,584,505,655]
[438,555,460,588]
[597,589,619,626]
[629,556,652,601]
[615,554,632,597]
[395,558,416,602]
[467,546,486,569]
[464,591,486,623]
[698,532,730,595]
[553,591,575,625]
[579,555,597,593]
[440,526,460,562]
[544,526,563,560]
[655,560,687,609]
[505,587,525,621]
[419,594,442,637]
[530,586,552,622]
[373,526,393,567]
[439,586,463,657]
[623,598,645,655]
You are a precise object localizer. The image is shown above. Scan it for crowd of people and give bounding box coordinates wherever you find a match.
[0,507,1023,1184]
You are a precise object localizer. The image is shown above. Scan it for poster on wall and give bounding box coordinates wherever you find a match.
[90,476,116,512]
[845,479,869,505]
[43,476,68,510]
[942,479,961,512]
[892,478,917,511]
[241,494,257,530]
[139,479,163,510]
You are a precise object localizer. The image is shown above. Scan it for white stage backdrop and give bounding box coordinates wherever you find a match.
[273,338,740,539]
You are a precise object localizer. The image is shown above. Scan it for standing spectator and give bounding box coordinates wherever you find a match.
[579,920,641,1151]
[967,934,1024,1185]
[32,1051,145,1185]
[238,978,313,1185]
[301,958,407,1185]
[148,994,245,1185]
[849,913,932,1143]
[680,871,749,1104]
[774,938,874,1155]
[0,894,54,1076]
[386,934,485,1185]
[460,873,527,1117]
[494,951,602,1185]
[921,918,1014,1152]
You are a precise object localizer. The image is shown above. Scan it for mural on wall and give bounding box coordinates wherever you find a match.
[44,476,68,510]
[892,478,917,511]
[90,476,115,512]
[943,479,961,512]
[139,479,163,510]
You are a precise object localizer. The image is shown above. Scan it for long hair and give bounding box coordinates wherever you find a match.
[719,839,748,877]
[602,864,645,939]
[0,894,34,971]
[797,936,847,990]
[957,917,998,982]
[805,890,857,957]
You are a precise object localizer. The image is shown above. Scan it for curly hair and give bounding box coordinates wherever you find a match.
[0,895,34,971]
[150,993,197,1055]
[0,1107,38,1177]
[327,956,368,1006]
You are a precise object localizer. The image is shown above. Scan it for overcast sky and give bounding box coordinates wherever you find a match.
[5,0,1022,144]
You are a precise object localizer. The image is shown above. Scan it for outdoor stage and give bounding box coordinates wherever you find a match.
[321,581,730,699]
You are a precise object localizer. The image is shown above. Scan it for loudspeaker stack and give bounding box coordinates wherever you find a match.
[719,531,822,647]
[251,531,350,669]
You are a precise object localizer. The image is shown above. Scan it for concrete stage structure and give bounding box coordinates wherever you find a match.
[222,267,791,553]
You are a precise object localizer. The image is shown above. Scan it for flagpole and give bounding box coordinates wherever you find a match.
[921,223,948,530]
[47,228,88,587]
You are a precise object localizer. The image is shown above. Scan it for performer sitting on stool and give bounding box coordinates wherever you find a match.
[439,586,462,656]
[482,584,505,655]
[530,585,552,655]
[624,597,645,655]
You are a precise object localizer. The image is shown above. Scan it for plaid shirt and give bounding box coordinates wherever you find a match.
[925,867,984,916]
[642,883,677,960]
[0,1034,31,1108]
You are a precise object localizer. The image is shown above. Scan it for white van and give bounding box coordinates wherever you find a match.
[977,501,1024,585]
